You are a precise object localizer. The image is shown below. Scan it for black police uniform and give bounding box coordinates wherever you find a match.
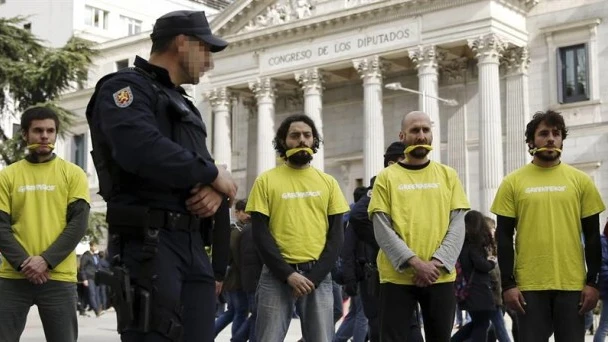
[85,11,230,342]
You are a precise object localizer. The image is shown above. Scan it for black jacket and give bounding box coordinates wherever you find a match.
[79,251,98,280]
[239,223,263,293]
[458,242,496,311]
[86,56,218,212]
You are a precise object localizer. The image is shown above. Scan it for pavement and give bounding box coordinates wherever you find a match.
[20,306,304,342]
[20,305,598,341]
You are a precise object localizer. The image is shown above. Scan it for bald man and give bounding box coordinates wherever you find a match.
[368,111,470,341]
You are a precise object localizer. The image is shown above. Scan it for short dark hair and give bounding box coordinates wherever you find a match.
[353,186,367,203]
[234,199,247,212]
[150,36,176,54]
[525,110,568,144]
[21,106,60,134]
[273,114,321,158]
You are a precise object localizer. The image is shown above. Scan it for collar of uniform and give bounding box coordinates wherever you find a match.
[134,56,182,92]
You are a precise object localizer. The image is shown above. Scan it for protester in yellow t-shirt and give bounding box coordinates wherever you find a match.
[0,107,90,342]
[368,111,470,341]
[491,110,605,342]
[246,114,349,342]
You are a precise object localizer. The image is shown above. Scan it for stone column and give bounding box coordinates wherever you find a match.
[353,56,384,185]
[207,87,232,170]
[443,58,470,193]
[503,46,531,173]
[468,34,507,215]
[248,78,276,175]
[295,68,325,171]
[408,45,441,162]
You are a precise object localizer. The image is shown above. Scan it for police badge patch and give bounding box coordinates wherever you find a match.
[113,87,133,108]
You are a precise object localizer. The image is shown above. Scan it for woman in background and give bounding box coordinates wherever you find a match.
[451,210,497,342]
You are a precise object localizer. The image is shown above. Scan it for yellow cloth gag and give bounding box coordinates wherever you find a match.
[26,143,55,150]
[286,147,314,158]
[404,144,433,155]
[529,147,562,155]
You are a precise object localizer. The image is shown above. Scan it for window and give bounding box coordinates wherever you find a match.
[72,134,87,170]
[84,6,108,30]
[115,59,129,71]
[558,44,589,103]
[121,16,142,36]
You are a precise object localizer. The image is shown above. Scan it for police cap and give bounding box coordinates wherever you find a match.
[384,141,406,157]
[151,10,228,53]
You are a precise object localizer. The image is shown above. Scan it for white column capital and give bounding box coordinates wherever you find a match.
[248,78,275,102]
[295,68,324,94]
[468,34,508,64]
[353,56,384,81]
[408,45,439,74]
[206,87,231,109]
[502,46,530,76]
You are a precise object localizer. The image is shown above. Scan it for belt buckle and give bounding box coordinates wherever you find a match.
[166,212,181,230]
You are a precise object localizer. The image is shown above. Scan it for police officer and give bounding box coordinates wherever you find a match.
[86,10,237,342]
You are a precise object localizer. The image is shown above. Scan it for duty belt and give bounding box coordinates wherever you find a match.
[148,210,200,232]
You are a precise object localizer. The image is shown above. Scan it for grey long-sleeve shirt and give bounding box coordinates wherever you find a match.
[0,199,89,271]
[372,209,467,273]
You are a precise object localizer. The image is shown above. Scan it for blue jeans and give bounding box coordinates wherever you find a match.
[215,290,248,337]
[97,283,107,310]
[334,291,369,342]
[255,265,334,342]
[333,281,343,323]
[490,308,512,342]
[594,300,608,342]
[85,278,100,312]
[231,291,257,342]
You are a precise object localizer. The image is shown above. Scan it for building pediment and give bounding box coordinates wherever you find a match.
[211,0,539,54]
[212,0,430,37]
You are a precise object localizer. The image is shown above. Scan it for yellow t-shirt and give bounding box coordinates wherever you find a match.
[246,164,350,263]
[491,162,605,291]
[0,157,90,282]
[368,161,470,285]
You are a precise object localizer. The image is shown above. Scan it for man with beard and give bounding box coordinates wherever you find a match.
[246,114,350,342]
[0,106,90,341]
[86,10,237,342]
[491,110,605,341]
[368,111,470,341]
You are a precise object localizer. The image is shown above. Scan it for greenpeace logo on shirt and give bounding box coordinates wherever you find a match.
[524,186,567,193]
[281,191,322,199]
[18,184,56,193]
[398,183,440,191]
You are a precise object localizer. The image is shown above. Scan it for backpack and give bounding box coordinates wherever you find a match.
[454,260,474,303]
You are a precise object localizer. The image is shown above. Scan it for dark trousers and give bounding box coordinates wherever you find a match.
[517,290,584,342]
[118,229,216,342]
[450,310,493,342]
[360,277,379,342]
[0,278,78,342]
[379,282,456,342]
